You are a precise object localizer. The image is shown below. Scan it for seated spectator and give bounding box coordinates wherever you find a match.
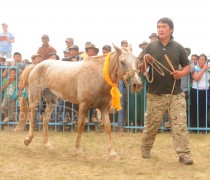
[85,44,99,56]
[47,52,60,60]
[37,34,56,61]
[31,54,41,64]
[1,68,17,122]
[102,45,111,54]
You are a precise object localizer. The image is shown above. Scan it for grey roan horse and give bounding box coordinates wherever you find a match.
[15,44,143,157]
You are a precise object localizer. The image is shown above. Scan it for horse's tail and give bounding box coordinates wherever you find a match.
[15,65,35,131]
[20,64,36,87]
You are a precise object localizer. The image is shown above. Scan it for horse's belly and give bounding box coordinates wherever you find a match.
[49,89,64,99]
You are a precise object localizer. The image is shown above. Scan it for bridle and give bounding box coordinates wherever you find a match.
[122,69,139,87]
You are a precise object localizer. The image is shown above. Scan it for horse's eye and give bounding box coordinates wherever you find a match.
[120,60,126,67]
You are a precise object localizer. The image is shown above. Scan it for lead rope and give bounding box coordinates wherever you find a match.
[143,55,176,127]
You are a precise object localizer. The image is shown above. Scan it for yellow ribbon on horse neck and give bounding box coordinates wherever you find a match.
[103,53,122,111]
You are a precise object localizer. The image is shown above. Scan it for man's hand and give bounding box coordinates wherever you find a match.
[171,70,183,80]
[144,54,153,63]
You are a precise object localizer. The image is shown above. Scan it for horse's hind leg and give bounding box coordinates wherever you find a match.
[75,103,88,155]
[24,92,41,146]
[101,110,118,157]
[42,90,57,149]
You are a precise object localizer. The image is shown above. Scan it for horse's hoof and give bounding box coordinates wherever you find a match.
[45,143,53,149]
[73,149,84,157]
[24,137,32,146]
[109,154,122,160]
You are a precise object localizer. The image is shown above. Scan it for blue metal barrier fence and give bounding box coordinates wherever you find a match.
[1,64,210,133]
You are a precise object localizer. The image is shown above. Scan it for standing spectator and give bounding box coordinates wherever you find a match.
[1,68,17,122]
[191,54,199,66]
[180,48,195,125]
[37,34,56,61]
[190,54,210,131]
[0,23,15,59]
[148,33,158,42]
[65,37,74,51]
[141,17,193,165]
[85,44,99,122]
[63,45,82,61]
[102,45,111,54]
[85,44,99,56]
[81,41,92,59]
[137,41,148,62]
[118,40,129,130]
[121,40,128,48]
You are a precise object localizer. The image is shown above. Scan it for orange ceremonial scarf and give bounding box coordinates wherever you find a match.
[103,53,122,111]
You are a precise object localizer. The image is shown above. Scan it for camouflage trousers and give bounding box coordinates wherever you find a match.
[141,93,191,157]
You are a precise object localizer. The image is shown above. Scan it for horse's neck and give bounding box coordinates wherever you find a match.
[109,52,119,83]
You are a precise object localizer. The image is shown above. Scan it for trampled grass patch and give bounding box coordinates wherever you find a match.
[0,130,210,180]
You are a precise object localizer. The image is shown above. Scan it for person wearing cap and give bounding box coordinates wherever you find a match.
[65,37,74,51]
[31,54,41,64]
[102,45,111,54]
[149,33,158,42]
[85,44,99,56]
[0,23,15,59]
[80,41,92,59]
[121,40,128,48]
[141,17,193,165]
[84,44,99,123]
[37,34,56,61]
[137,41,148,62]
[68,45,82,61]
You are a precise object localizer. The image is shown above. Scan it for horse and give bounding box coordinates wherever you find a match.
[15,44,143,157]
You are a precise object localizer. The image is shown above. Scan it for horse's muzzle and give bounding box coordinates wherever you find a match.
[132,82,143,93]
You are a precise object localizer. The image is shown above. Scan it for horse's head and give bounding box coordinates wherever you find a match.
[113,44,143,93]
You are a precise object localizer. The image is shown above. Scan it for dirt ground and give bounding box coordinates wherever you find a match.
[0,129,210,180]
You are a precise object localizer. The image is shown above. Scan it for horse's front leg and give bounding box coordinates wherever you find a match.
[102,110,118,157]
[75,104,87,155]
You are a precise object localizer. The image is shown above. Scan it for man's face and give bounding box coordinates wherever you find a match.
[66,41,73,48]
[33,57,41,64]
[2,24,8,31]
[87,48,97,56]
[0,58,5,64]
[42,37,49,45]
[13,54,22,63]
[10,70,16,80]
[150,36,158,42]
[70,49,79,57]
[102,48,110,54]
[157,22,173,40]
[121,42,128,48]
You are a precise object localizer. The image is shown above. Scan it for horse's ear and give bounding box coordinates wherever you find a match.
[113,43,121,55]
[128,44,132,52]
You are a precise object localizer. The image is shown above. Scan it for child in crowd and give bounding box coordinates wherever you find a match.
[1,68,17,122]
